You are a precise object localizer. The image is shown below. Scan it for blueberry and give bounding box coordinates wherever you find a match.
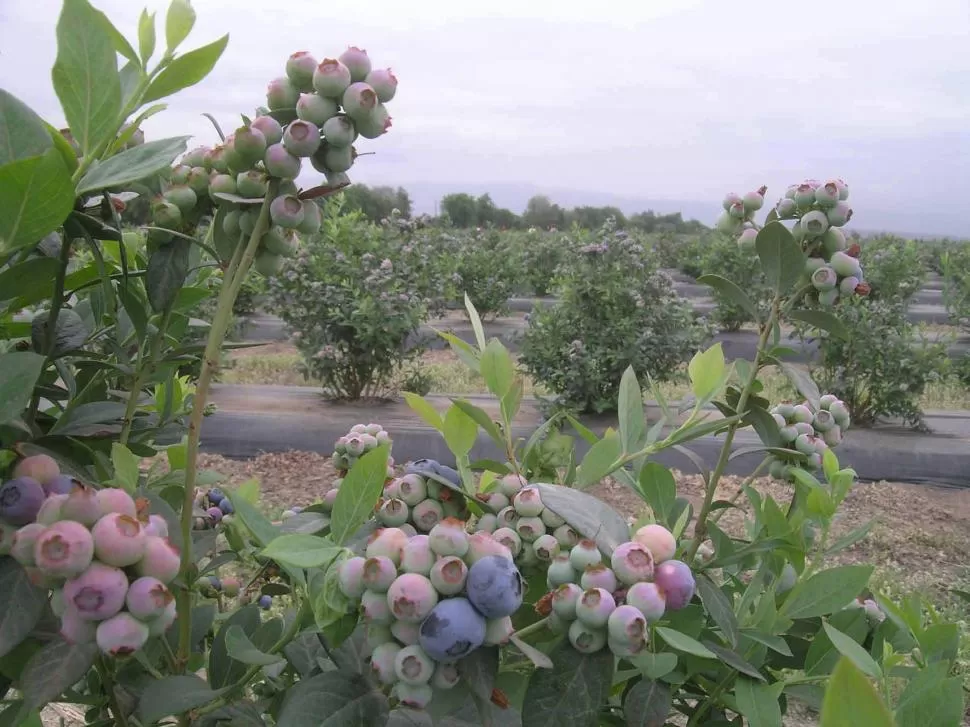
[0,477,46,525]
[418,597,486,662]
[465,555,524,619]
[207,488,224,506]
[219,499,234,515]
[258,595,272,610]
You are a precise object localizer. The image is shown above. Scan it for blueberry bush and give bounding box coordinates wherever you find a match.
[0,3,964,726]
[694,230,772,331]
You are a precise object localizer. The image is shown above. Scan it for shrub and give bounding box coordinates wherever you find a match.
[695,231,771,330]
[453,229,519,318]
[513,228,571,297]
[858,235,926,302]
[942,241,970,327]
[520,221,711,412]
[265,199,435,399]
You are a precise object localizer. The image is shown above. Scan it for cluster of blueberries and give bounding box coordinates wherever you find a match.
[768,394,852,478]
[331,423,395,474]
[193,486,234,530]
[0,455,179,656]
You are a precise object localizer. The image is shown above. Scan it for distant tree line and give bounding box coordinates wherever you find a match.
[338,185,706,233]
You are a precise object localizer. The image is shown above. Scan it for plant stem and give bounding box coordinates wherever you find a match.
[685,296,781,562]
[120,307,173,445]
[96,655,130,727]
[709,456,771,525]
[175,189,278,671]
[510,616,550,641]
[25,231,73,429]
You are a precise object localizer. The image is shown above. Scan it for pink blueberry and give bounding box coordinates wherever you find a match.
[429,556,468,596]
[366,527,409,566]
[338,47,372,82]
[92,514,146,567]
[125,576,173,620]
[465,531,513,565]
[607,604,648,646]
[400,535,436,576]
[362,556,398,593]
[611,541,655,585]
[387,573,439,623]
[411,499,444,533]
[338,556,367,600]
[653,560,695,610]
[365,68,397,102]
[362,589,393,624]
[575,588,617,628]
[34,520,95,578]
[13,455,60,487]
[136,536,180,583]
[11,523,47,567]
[370,642,402,685]
[64,562,129,621]
[428,518,469,558]
[96,612,150,656]
[580,564,618,592]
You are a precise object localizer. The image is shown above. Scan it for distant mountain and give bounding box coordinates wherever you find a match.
[393,180,968,239]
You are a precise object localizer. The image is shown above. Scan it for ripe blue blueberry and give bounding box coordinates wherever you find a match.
[418,597,486,662]
[465,555,524,618]
[258,595,272,610]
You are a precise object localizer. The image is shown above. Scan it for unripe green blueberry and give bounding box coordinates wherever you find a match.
[432,661,460,690]
[497,473,525,499]
[772,412,787,429]
[829,250,860,278]
[495,506,519,531]
[418,597,486,662]
[580,563,618,592]
[653,560,695,610]
[170,164,191,185]
[465,531,513,565]
[92,513,146,567]
[791,220,805,243]
[64,562,129,621]
[633,524,676,563]
[151,199,182,229]
[569,540,602,571]
[341,82,378,122]
[401,535,436,576]
[382,477,400,498]
[742,190,764,212]
[356,103,392,139]
[626,581,666,622]
[814,181,840,208]
[222,209,242,238]
[826,201,852,227]
[182,146,208,167]
[576,588,616,628]
[727,201,746,220]
[775,403,796,419]
[775,198,797,219]
[286,51,318,92]
[533,533,560,561]
[283,120,321,158]
[394,644,434,685]
[13,455,59,487]
[204,146,230,173]
[233,126,267,167]
[801,210,829,238]
[839,276,860,296]
[136,536,180,584]
[568,618,607,654]
[515,516,545,543]
[236,170,269,199]
[512,487,544,517]
[339,47,372,82]
[392,683,433,710]
[792,404,813,424]
[475,513,498,533]
[794,433,816,456]
[388,620,418,647]
[412,499,444,533]
[251,115,284,146]
[60,606,97,644]
[264,143,302,179]
[125,576,173,621]
[811,266,837,291]
[254,251,284,278]
[298,200,322,235]
[554,524,580,550]
[552,582,583,620]
[539,508,565,530]
[362,589,393,624]
[96,488,136,518]
[362,556,397,592]
[429,555,467,596]
[722,192,742,211]
[428,518,469,557]
[716,212,742,235]
[11,523,47,566]
[607,604,647,645]
[296,93,338,126]
[777,563,797,594]
[822,226,846,256]
[314,144,354,174]
[492,527,522,557]
[365,68,398,103]
[611,541,655,585]
[813,409,836,432]
[546,554,578,589]
[313,58,352,98]
[819,394,838,410]
[793,183,816,208]
[829,400,850,426]
[34,521,95,578]
[378,498,409,527]
[267,77,299,110]
[484,615,514,646]
[480,491,509,514]
[738,228,758,249]
[209,173,237,198]
[365,623,394,652]
[822,425,842,448]
[466,555,524,618]
[338,556,367,600]
[269,194,305,229]
[370,641,402,685]
[817,289,839,306]
[397,474,427,507]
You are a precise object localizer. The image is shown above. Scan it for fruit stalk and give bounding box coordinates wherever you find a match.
[176,182,279,670]
[119,306,173,445]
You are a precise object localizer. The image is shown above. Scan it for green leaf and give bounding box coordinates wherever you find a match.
[501,376,524,424]
[224,625,284,666]
[77,136,190,194]
[403,392,443,431]
[819,658,894,727]
[480,338,514,399]
[0,149,74,255]
[443,404,478,457]
[457,646,499,701]
[576,429,622,488]
[225,494,279,548]
[630,652,678,680]
[895,663,965,727]
[277,671,389,726]
[208,605,260,688]
[235,477,259,505]
[624,678,671,727]
[617,366,645,455]
[535,483,630,554]
[822,622,881,678]
[756,222,804,294]
[138,9,156,64]
[521,642,614,727]
[654,627,716,659]
[436,330,480,372]
[695,575,740,648]
[330,444,390,546]
[805,608,868,676]
[0,91,53,166]
[463,292,487,351]
[787,309,850,341]
[0,258,62,306]
[451,399,503,448]
[0,353,45,425]
[636,463,677,527]
[781,565,873,619]
[688,343,726,401]
[51,0,122,156]
[776,361,820,410]
[138,675,224,723]
[0,560,47,659]
[20,639,98,711]
[165,0,196,51]
[262,534,340,569]
[735,677,783,727]
[110,443,140,493]
[825,520,874,556]
[698,273,761,323]
[146,239,190,313]
[48,401,126,435]
[143,34,230,104]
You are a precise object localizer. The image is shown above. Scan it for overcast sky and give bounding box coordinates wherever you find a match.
[2,0,969,234]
